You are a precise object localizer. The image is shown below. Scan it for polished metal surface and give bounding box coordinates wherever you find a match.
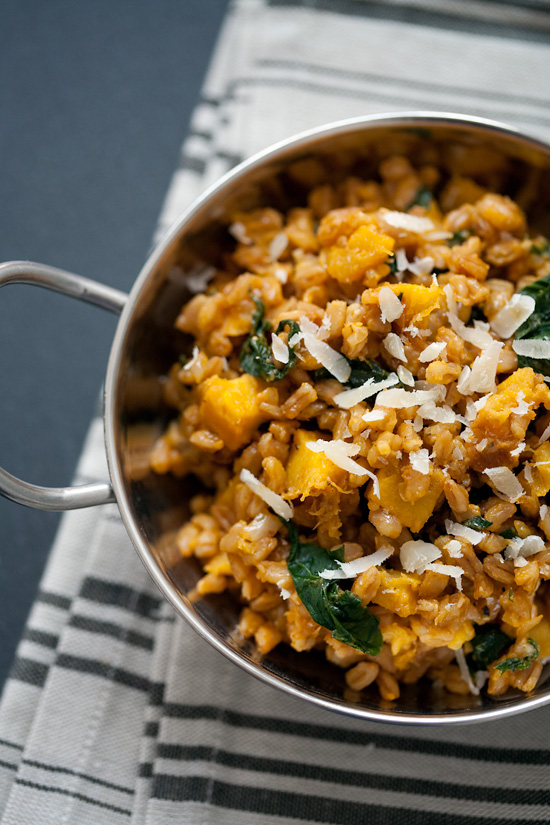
[0,261,124,509]
[6,113,550,723]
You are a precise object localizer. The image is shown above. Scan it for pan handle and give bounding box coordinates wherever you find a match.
[0,261,128,510]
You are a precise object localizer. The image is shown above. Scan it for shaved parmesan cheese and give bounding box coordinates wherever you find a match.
[397,365,415,387]
[455,647,480,695]
[540,504,548,519]
[419,341,447,362]
[537,421,550,447]
[514,557,528,568]
[396,248,409,272]
[271,333,289,364]
[364,467,380,499]
[445,519,485,545]
[457,341,503,395]
[444,284,494,349]
[334,373,399,409]
[375,388,439,408]
[299,317,351,383]
[484,466,524,502]
[410,448,431,475]
[446,540,463,558]
[425,562,464,590]
[404,324,424,338]
[413,415,423,432]
[513,339,550,360]
[229,221,252,245]
[319,546,393,580]
[269,232,288,261]
[425,229,452,242]
[409,255,435,276]
[362,408,386,423]
[383,332,407,362]
[382,211,435,234]
[476,439,488,452]
[240,468,293,520]
[400,540,441,573]
[524,463,534,483]
[465,394,491,422]
[306,439,367,477]
[379,286,403,323]
[490,294,535,339]
[511,391,531,416]
[273,266,288,284]
[416,401,456,424]
[504,535,545,560]
[510,441,526,457]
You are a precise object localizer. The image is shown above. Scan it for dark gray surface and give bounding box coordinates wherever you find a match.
[0,0,229,687]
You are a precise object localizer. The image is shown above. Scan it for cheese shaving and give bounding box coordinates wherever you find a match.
[378,286,404,323]
[457,341,503,395]
[400,540,441,573]
[319,546,393,580]
[306,439,367,477]
[334,373,399,409]
[239,468,294,520]
[397,365,415,387]
[425,562,464,590]
[446,540,463,558]
[504,534,545,560]
[408,255,435,276]
[383,332,407,362]
[375,388,439,408]
[511,391,531,416]
[455,647,480,695]
[445,519,485,545]
[410,448,431,475]
[229,221,252,244]
[382,211,435,234]
[484,466,524,502]
[416,401,456,424]
[273,266,288,284]
[269,232,288,261]
[444,284,494,349]
[536,421,550,447]
[513,339,550,359]
[271,333,289,364]
[490,293,535,339]
[419,341,447,362]
[362,409,386,423]
[299,317,351,383]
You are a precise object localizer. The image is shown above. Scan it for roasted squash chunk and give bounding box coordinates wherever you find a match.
[286,429,346,499]
[363,282,443,329]
[325,224,394,283]
[369,464,444,532]
[199,374,265,451]
[530,441,550,497]
[373,569,421,618]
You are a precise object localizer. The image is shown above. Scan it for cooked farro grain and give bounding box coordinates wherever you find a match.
[152,157,550,701]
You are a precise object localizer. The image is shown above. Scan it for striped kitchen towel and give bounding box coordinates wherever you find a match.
[2,1,550,823]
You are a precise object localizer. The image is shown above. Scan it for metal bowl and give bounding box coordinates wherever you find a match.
[3,112,550,724]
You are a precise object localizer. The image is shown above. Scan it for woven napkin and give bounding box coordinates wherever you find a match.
[2,2,550,823]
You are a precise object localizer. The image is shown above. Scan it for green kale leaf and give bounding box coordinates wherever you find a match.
[468,624,510,670]
[240,295,300,381]
[495,638,539,673]
[284,520,382,656]
[448,229,472,247]
[407,184,432,210]
[514,273,550,377]
[462,517,493,531]
[500,527,518,540]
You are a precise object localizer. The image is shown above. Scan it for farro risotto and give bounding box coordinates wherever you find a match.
[150,154,550,702]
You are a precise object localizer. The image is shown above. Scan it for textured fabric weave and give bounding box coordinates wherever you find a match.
[2,1,550,822]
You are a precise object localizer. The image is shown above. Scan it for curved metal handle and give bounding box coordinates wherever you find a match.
[0,261,128,511]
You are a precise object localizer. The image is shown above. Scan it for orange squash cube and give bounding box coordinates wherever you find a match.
[199,374,265,451]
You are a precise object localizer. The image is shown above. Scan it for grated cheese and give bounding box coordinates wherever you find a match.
[513,339,550,360]
[334,373,399,410]
[511,390,531,416]
[457,340,503,395]
[299,317,351,383]
[400,540,441,573]
[455,647,480,696]
[490,293,535,339]
[504,535,545,560]
[319,546,393,580]
[445,519,485,545]
[383,332,407,362]
[484,466,524,502]
[273,266,288,284]
[229,221,252,245]
[425,562,464,590]
[240,468,294,520]
[444,284,494,349]
[410,448,431,475]
[378,286,403,323]
[536,421,550,447]
[446,540,463,558]
[375,387,439,408]
[416,401,456,424]
[362,409,386,423]
[397,365,415,387]
[419,341,447,362]
[268,232,288,261]
[364,467,380,499]
[306,439,367,477]
[408,255,435,276]
[271,333,289,364]
[524,463,534,483]
[540,503,548,519]
[382,211,435,234]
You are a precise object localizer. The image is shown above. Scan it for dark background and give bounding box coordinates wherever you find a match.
[0,0,229,687]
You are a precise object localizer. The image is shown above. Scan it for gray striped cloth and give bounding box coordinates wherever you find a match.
[2,1,550,822]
